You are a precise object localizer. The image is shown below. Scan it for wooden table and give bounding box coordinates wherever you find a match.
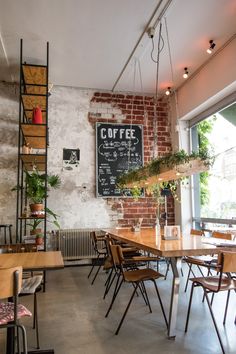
[0,251,64,271]
[104,228,236,338]
[0,251,64,354]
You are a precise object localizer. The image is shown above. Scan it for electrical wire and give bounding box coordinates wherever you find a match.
[164,16,182,149]
[152,22,163,158]
[127,58,137,170]
[150,33,164,63]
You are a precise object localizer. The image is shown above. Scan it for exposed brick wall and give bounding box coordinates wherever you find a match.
[88,92,174,227]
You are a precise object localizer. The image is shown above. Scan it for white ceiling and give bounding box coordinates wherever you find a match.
[0,0,235,94]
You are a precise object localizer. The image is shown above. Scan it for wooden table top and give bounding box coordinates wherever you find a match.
[105,228,236,257]
[0,251,64,270]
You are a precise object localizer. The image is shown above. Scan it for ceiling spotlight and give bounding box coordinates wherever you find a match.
[183,67,188,79]
[165,87,171,96]
[207,40,216,54]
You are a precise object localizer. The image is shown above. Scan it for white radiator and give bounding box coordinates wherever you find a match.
[57,229,104,260]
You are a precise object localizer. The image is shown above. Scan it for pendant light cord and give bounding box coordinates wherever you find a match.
[164,16,182,150]
[152,23,163,159]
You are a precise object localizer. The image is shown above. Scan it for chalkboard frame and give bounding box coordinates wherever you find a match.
[96,122,144,198]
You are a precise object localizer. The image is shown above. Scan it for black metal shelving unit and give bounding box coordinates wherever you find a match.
[16,39,49,251]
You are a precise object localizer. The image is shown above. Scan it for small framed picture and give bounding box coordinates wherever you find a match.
[163,225,181,240]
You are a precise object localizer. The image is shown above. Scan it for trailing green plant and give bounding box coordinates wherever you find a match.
[197,116,216,206]
[118,149,214,187]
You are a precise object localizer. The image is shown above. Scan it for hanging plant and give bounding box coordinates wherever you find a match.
[117,149,214,188]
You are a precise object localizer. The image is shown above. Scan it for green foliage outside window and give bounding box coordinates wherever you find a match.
[197,116,217,206]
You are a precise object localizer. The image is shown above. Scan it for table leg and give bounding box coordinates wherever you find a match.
[6,327,14,354]
[168,257,182,339]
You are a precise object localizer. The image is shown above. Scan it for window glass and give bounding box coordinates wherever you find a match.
[193,102,236,223]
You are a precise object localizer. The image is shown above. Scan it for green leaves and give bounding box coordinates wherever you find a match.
[24,169,61,204]
[118,149,213,187]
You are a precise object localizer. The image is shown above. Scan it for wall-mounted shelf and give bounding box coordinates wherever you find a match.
[22,64,47,95]
[16,39,49,248]
[21,123,47,149]
[20,154,46,171]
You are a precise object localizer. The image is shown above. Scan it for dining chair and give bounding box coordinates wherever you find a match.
[184,229,207,292]
[212,231,232,240]
[0,266,32,354]
[106,244,168,335]
[185,251,236,354]
[88,231,108,285]
[0,243,43,349]
[184,231,233,291]
[103,235,156,300]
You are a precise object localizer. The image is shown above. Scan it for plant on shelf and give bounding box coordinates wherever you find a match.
[35,233,44,246]
[25,168,61,216]
[27,207,60,235]
[12,167,61,217]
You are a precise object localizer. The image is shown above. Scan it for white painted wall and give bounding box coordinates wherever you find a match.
[0,84,120,239]
[47,86,114,229]
[177,35,236,120]
[171,35,236,233]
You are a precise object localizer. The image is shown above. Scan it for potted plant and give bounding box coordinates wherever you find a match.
[24,168,61,216]
[27,207,60,235]
[35,232,44,246]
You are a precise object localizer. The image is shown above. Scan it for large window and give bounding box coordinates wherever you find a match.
[191,102,236,227]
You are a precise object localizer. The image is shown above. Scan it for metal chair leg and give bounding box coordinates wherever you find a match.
[153,280,168,328]
[88,254,100,278]
[184,264,196,292]
[115,283,138,335]
[223,290,230,325]
[103,268,115,299]
[91,264,102,285]
[18,324,28,354]
[185,282,195,332]
[139,281,152,313]
[34,293,40,349]
[204,290,225,354]
[105,273,123,318]
[164,259,170,280]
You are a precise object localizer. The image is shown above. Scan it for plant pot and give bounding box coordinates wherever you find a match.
[32,106,43,124]
[36,237,44,246]
[30,228,42,236]
[30,203,45,217]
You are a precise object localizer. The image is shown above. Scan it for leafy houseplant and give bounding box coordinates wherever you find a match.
[24,168,61,216]
[27,207,60,235]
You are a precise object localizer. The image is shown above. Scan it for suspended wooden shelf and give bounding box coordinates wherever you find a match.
[21,154,46,171]
[21,124,46,149]
[125,158,209,188]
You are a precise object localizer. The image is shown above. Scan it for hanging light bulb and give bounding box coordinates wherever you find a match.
[165,87,171,96]
[183,67,188,79]
[207,40,216,54]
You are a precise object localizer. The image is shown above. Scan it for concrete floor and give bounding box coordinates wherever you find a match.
[0,263,236,354]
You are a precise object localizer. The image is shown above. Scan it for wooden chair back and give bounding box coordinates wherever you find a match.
[212,231,232,240]
[0,266,22,299]
[110,244,124,267]
[190,229,204,236]
[222,252,236,273]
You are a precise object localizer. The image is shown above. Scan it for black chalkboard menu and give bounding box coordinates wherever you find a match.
[96,122,143,197]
